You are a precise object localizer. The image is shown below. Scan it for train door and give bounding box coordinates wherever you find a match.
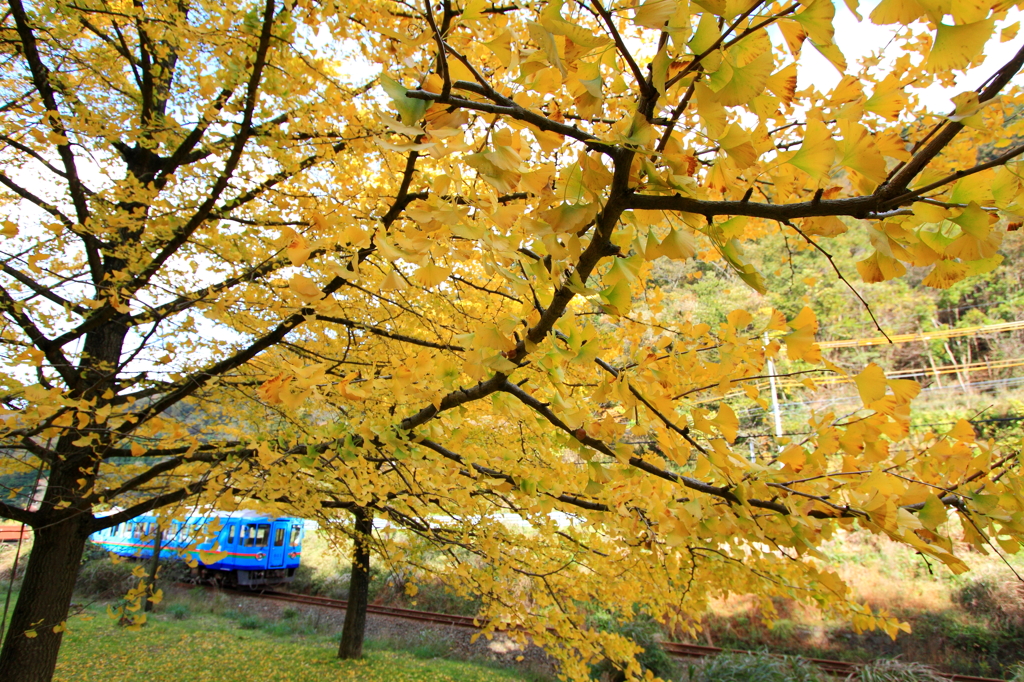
[268,520,288,568]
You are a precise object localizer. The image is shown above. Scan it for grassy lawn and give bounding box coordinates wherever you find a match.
[51,606,533,682]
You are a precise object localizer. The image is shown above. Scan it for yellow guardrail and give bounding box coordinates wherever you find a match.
[819,320,1024,348]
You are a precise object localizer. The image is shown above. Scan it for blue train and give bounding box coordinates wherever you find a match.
[89,510,304,587]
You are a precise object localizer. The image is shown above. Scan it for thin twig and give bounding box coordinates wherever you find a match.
[783,219,892,343]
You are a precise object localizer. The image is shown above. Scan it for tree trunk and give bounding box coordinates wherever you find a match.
[337,507,372,660]
[144,526,162,613]
[0,514,90,682]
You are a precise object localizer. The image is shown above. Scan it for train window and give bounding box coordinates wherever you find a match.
[242,525,254,547]
[226,524,237,545]
[254,524,269,548]
[289,526,301,547]
[273,527,285,547]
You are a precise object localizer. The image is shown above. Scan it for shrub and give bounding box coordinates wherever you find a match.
[75,559,136,599]
[408,581,481,616]
[953,578,1000,617]
[953,573,1024,628]
[686,651,826,682]
[588,610,676,681]
[153,559,192,585]
[288,564,351,601]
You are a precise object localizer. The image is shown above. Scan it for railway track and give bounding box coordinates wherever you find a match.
[223,588,1005,682]
[256,589,479,629]
[658,641,1003,682]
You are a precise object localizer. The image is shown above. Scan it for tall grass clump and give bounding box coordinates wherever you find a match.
[851,659,947,682]
[686,651,826,682]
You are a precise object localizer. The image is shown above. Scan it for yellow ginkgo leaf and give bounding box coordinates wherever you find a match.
[708,51,775,107]
[711,403,739,443]
[927,20,994,72]
[764,308,788,332]
[870,0,927,24]
[658,227,696,260]
[688,11,721,55]
[788,120,835,182]
[856,251,907,283]
[286,233,312,266]
[837,121,887,188]
[289,274,324,303]
[948,418,976,442]
[694,83,727,138]
[949,0,990,25]
[888,379,921,404]
[864,82,907,120]
[922,259,969,288]
[718,124,758,168]
[854,363,887,405]
[776,19,806,56]
[793,0,835,46]
[412,263,451,288]
[379,269,408,291]
[919,494,948,530]
[632,0,675,29]
[765,64,797,104]
[811,40,847,73]
[783,325,821,364]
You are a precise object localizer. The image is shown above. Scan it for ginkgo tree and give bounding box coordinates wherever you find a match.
[3,0,1024,678]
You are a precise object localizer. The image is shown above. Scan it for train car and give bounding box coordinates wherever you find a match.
[89,510,304,587]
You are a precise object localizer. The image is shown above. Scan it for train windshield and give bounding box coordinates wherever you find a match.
[273,527,285,547]
[289,526,301,547]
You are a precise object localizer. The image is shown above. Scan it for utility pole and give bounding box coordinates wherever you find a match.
[765,333,783,448]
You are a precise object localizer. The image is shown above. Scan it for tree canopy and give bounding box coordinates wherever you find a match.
[2,0,1024,679]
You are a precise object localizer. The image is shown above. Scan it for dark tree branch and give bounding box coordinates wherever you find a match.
[879,41,1024,198]
[0,172,74,228]
[125,0,279,295]
[316,315,465,351]
[0,284,76,385]
[1,264,86,315]
[0,499,35,525]
[7,0,102,280]
[90,480,208,532]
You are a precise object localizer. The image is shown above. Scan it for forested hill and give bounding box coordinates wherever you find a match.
[643,220,1024,440]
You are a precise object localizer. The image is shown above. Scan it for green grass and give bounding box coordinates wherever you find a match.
[52,605,535,682]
